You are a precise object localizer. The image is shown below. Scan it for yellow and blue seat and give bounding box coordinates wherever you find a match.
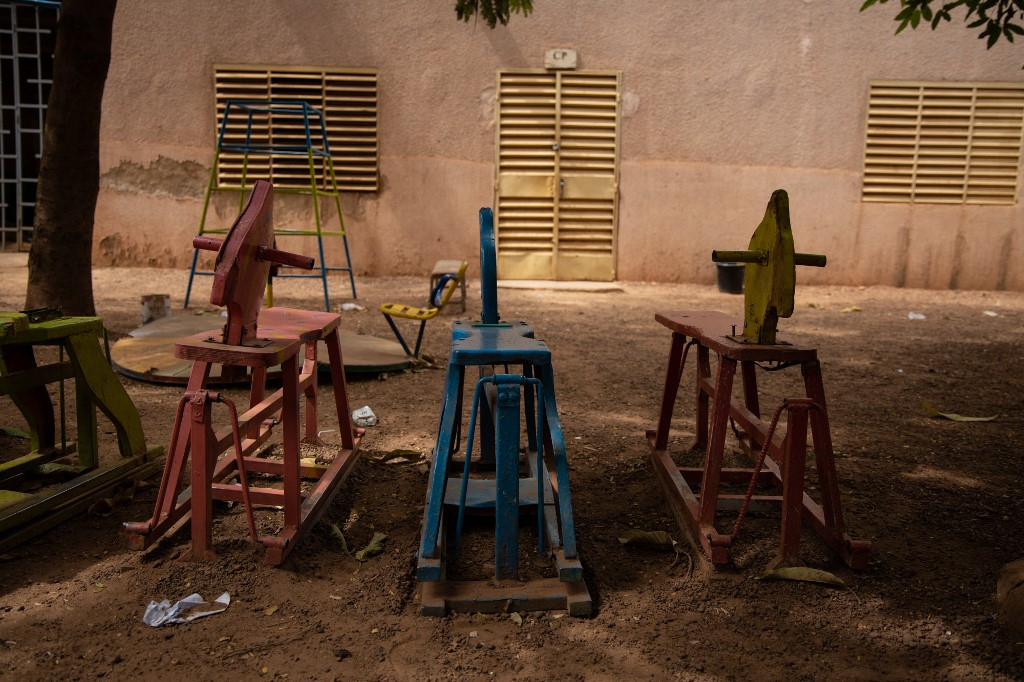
[379,260,468,357]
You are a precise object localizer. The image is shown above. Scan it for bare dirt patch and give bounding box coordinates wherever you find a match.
[0,260,1021,680]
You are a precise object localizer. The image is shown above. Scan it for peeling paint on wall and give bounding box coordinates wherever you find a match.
[949,229,966,290]
[342,191,372,220]
[621,91,640,118]
[480,86,496,129]
[98,232,175,267]
[895,224,911,289]
[996,231,1013,290]
[101,156,208,199]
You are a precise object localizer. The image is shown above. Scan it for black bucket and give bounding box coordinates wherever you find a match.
[715,262,744,294]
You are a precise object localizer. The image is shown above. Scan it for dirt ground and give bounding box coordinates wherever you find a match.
[0,256,1022,681]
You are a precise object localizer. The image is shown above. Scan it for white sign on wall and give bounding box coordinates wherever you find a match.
[544,48,577,70]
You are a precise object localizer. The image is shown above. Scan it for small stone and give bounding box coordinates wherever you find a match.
[998,583,1024,638]
[996,560,1024,605]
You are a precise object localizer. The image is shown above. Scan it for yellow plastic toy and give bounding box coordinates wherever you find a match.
[380,260,468,357]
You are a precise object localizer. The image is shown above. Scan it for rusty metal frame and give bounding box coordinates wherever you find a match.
[647,310,870,570]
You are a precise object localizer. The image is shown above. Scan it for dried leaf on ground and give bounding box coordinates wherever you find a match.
[376,449,425,465]
[617,529,677,550]
[354,532,388,562]
[328,523,350,555]
[758,566,846,587]
[922,403,997,422]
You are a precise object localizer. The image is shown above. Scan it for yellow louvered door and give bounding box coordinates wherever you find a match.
[495,71,558,279]
[496,70,621,280]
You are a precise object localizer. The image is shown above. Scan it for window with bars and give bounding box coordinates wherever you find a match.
[213,65,379,192]
[862,81,1024,205]
[0,1,58,251]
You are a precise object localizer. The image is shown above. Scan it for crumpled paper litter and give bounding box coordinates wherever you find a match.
[142,591,230,627]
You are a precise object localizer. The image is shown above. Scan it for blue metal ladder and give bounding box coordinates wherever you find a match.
[416,208,591,616]
[184,100,357,312]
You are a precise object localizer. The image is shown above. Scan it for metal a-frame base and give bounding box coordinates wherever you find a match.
[184,100,357,312]
[415,324,591,617]
[415,208,590,616]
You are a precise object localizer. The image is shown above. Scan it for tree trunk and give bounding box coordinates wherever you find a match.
[24,0,117,316]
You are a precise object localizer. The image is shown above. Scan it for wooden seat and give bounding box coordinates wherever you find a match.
[173,332,301,368]
[124,180,363,565]
[259,307,341,342]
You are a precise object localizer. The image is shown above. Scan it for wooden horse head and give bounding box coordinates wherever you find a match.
[193,180,314,346]
[712,190,826,345]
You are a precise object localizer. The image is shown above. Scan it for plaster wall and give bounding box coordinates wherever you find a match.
[94,0,1024,289]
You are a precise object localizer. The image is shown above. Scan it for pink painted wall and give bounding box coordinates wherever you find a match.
[95,1,1023,290]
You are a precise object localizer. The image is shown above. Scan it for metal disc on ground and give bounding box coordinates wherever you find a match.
[110,312,410,384]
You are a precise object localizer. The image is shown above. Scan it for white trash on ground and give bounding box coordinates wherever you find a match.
[352,405,378,427]
[907,312,926,320]
[142,592,231,627]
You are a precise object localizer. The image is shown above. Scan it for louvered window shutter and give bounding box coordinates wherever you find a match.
[862,82,1024,205]
[214,65,379,192]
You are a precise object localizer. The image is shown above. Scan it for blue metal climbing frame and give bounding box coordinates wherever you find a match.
[416,208,591,616]
[184,100,357,311]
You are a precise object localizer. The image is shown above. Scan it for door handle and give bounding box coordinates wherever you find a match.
[559,177,565,198]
